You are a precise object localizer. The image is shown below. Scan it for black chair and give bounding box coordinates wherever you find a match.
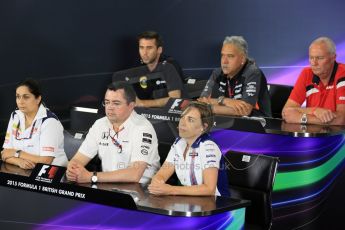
[267,84,293,118]
[63,130,85,160]
[184,79,208,99]
[70,105,102,132]
[223,151,279,230]
[63,130,101,172]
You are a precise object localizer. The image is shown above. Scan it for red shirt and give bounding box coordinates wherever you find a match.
[289,62,345,112]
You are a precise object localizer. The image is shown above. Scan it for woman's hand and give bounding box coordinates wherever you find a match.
[148,183,174,195]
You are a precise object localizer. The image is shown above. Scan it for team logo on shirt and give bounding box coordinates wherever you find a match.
[142,138,152,144]
[246,83,257,94]
[142,132,152,144]
[141,149,148,155]
[189,151,198,157]
[218,86,226,93]
[42,146,55,152]
[143,133,152,138]
[139,76,148,89]
[156,80,166,85]
[141,145,150,149]
[98,142,109,146]
[101,131,109,140]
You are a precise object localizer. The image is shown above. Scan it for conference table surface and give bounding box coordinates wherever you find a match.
[0,161,250,217]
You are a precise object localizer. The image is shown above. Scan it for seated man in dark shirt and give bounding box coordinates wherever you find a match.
[198,36,271,117]
[135,31,186,107]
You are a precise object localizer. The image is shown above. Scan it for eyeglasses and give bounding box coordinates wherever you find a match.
[15,120,37,140]
[102,100,124,108]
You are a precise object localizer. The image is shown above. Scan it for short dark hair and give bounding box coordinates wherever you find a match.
[16,78,42,99]
[182,101,214,133]
[107,81,136,104]
[137,31,163,48]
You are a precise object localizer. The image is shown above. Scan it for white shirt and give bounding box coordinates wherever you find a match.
[79,111,160,184]
[2,104,68,167]
[165,134,221,196]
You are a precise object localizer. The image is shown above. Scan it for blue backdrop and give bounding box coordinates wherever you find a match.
[1,0,345,129]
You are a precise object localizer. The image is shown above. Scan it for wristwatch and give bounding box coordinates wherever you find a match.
[301,113,308,124]
[217,96,225,105]
[14,150,21,158]
[91,171,98,184]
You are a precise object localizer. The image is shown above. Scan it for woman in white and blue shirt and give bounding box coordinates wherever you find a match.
[1,79,67,169]
[149,101,228,196]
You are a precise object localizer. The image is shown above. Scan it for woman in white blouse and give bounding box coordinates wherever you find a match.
[1,79,67,169]
[149,101,224,196]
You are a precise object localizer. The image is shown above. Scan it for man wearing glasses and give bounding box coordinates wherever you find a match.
[67,82,160,184]
[282,37,345,125]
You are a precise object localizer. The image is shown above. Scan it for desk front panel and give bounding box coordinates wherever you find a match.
[211,129,345,229]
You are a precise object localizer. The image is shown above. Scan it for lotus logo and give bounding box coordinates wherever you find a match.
[139,76,148,89]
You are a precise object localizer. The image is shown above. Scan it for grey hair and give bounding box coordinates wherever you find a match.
[223,36,248,57]
[310,37,336,55]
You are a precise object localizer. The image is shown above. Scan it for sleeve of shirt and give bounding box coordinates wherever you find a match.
[2,114,15,149]
[78,121,100,159]
[241,69,263,106]
[130,124,158,165]
[200,140,221,169]
[39,118,64,157]
[163,62,184,92]
[288,69,308,105]
[336,76,345,105]
[200,69,218,98]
